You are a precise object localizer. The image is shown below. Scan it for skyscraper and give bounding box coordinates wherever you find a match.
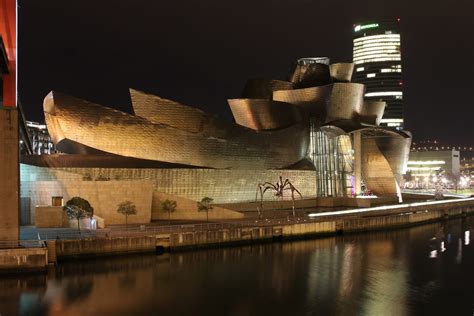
[353,19,403,128]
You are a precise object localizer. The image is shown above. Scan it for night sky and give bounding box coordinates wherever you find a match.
[18,0,474,144]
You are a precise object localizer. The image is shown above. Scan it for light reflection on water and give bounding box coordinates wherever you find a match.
[1,217,474,316]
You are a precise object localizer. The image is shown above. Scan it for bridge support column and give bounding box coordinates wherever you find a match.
[0,107,19,240]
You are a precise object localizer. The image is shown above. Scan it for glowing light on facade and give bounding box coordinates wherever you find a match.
[352,19,403,128]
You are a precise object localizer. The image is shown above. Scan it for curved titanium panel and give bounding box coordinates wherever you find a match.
[325,83,365,123]
[360,100,386,126]
[329,63,354,82]
[360,128,412,197]
[289,63,332,89]
[361,137,401,197]
[130,89,212,134]
[227,98,302,130]
[241,79,293,99]
[272,84,333,118]
[45,91,310,170]
[372,130,412,177]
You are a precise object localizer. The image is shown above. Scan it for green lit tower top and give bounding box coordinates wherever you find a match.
[353,19,403,128]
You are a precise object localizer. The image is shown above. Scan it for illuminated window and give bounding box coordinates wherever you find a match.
[367,73,376,78]
[407,160,446,165]
[365,91,403,97]
[380,68,402,73]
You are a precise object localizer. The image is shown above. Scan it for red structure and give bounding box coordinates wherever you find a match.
[0,0,16,107]
[0,0,18,241]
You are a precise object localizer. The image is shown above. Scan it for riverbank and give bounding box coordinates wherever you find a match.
[3,197,474,272]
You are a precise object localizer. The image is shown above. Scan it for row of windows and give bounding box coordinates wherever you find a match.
[354,43,400,51]
[354,42,400,51]
[354,34,400,43]
[355,58,401,65]
[353,49,401,59]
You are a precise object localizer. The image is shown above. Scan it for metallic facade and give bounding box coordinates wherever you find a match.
[329,63,354,82]
[272,84,333,118]
[360,128,411,198]
[45,91,309,170]
[227,99,302,131]
[241,79,293,99]
[325,83,365,123]
[289,58,332,89]
[38,55,413,202]
[360,100,386,126]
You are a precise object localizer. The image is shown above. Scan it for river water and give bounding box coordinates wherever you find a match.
[2,217,474,316]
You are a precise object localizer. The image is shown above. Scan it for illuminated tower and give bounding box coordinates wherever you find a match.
[353,19,403,128]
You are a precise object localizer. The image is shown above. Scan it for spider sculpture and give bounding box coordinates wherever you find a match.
[255,176,303,218]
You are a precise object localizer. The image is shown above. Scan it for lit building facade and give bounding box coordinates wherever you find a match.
[25,121,56,155]
[407,150,460,178]
[20,56,414,224]
[353,19,403,128]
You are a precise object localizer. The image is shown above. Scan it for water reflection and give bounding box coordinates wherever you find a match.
[1,218,474,315]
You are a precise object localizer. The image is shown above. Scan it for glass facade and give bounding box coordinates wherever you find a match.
[353,19,404,128]
[309,119,354,197]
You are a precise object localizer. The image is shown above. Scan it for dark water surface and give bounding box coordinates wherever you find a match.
[2,218,474,316]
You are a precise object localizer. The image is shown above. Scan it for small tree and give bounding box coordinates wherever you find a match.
[63,197,94,231]
[117,201,138,227]
[197,197,213,222]
[161,199,177,223]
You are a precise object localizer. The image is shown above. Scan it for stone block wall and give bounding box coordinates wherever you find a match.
[152,192,244,221]
[21,164,317,204]
[21,166,153,225]
[35,206,68,228]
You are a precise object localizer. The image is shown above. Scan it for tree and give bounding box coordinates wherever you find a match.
[197,197,213,222]
[63,197,94,231]
[161,199,177,223]
[117,201,138,227]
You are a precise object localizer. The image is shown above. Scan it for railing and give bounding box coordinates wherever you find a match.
[0,240,46,249]
[26,197,474,241]
[33,217,316,240]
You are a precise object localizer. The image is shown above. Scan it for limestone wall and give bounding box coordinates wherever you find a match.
[56,236,156,258]
[21,167,153,225]
[35,206,68,228]
[20,164,317,204]
[152,192,244,221]
[218,197,371,212]
[0,248,48,271]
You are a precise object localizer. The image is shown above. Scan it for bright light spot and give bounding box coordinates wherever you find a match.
[430,250,437,258]
[441,241,446,252]
[465,231,470,246]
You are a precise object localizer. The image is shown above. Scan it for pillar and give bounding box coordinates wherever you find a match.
[353,130,362,196]
[0,107,19,240]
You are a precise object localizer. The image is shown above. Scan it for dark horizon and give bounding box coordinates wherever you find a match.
[18,0,474,145]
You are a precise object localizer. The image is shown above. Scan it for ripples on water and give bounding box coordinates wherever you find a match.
[1,218,474,316]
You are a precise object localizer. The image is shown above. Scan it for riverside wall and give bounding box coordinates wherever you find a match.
[158,201,474,250]
[0,247,48,272]
[3,199,474,269]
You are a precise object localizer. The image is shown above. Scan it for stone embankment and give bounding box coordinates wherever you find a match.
[2,198,474,271]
